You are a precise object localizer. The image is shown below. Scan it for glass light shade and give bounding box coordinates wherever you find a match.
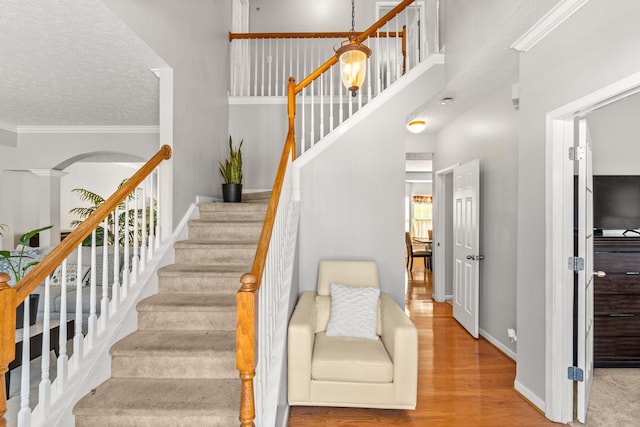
[407,120,427,133]
[336,41,371,95]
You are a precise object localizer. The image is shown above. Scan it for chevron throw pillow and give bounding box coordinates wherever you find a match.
[325,283,380,340]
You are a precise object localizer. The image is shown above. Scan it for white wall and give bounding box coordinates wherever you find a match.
[434,80,519,353]
[102,0,232,225]
[516,0,640,404]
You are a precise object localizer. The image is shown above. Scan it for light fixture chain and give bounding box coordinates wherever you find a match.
[351,0,355,32]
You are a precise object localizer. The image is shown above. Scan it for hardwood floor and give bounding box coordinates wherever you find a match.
[288,260,556,426]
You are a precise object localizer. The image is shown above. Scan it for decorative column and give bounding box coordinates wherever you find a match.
[28,169,67,247]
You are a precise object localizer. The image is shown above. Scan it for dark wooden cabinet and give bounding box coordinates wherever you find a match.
[594,237,640,367]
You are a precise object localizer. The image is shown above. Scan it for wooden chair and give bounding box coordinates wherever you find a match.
[405,232,431,271]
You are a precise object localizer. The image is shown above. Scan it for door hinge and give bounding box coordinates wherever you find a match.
[569,146,585,161]
[569,256,585,272]
[568,366,584,382]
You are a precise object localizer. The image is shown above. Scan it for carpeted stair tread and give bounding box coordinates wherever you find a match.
[110,330,235,356]
[73,377,240,417]
[137,293,235,312]
[197,201,268,213]
[158,263,250,276]
[188,219,264,226]
[174,240,259,248]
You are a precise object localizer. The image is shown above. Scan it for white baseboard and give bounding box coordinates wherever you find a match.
[445,294,453,301]
[514,379,546,413]
[479,328,516,361]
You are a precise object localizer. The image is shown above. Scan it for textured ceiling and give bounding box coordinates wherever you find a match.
[410,0,561,134]
[0,0,164,128]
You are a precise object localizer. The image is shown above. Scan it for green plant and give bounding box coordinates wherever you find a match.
[69,182,155,247]
[218,135,243,184]
[0,225,52,284]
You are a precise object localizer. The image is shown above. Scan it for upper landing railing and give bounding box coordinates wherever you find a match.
[229,0,437,151]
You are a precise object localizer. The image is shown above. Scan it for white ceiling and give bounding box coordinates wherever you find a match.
[0,0,164,128]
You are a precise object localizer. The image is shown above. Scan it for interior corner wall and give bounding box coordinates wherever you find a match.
[101,0,231,227]
[229,103,289,190]
[516,0,640,405]
[433,80,519,354]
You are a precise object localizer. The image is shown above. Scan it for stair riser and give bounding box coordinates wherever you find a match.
[138,311,235,331]
[174,247,256,265]
[111,355,236,379]
[76,415,237,427]
[158,276,241,294]
[188,225,262,241]
[199,211,266,221]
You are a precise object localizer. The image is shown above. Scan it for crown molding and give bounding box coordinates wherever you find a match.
[511,0,591,52]
[15,125,160,134]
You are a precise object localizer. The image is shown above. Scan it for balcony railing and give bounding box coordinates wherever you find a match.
[229,0,434,153]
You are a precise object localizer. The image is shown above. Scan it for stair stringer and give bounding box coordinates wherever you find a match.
[46,203,198,427]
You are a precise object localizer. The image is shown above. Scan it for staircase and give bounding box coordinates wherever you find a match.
[73,195,269,426]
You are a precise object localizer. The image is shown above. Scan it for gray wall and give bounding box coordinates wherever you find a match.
[229,103,289,190]
[434,80,519,353]
[516,0,640,402]
[296,63,445,307]
[102,0,232,225]
[0,128,16,147]
[587,92,640,175]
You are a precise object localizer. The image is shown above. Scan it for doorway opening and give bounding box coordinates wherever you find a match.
[545,71,640,423]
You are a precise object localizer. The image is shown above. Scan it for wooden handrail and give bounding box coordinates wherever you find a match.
[229,31,404,41]
[15,145,172,304]
[0,273,16,427]
[236,2,416,425]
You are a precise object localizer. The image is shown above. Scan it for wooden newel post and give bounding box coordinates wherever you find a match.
[237,273,258,427]
[0,272,16,427]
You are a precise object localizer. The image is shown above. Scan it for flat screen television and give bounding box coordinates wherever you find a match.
[594,175,640,231]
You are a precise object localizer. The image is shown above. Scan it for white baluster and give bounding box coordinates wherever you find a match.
[112,210,120,311]
[367,53,372,103]
[73,243,84,366]
[99,218,109,332]
[132,190,139,285]
[155,167,161,248]
[386,24,391,91]
[261,38,265,96]
[274,38,279,96]
[301,85,306,154]
[267,38,272,96]
[254,39,258,96]
[310,79,315,146]
[140,185,147,272]
[38,276,51,416]
[296,38,300,86]
[18,295,31,426]
[348,85,353,118]
[147,177,155,259]
[320,62,324,140]
[376,31,382,95]
[122,199,130,299]
[87,229,98,350]
[329,63,334,131]
[338,73,343,125]
[57,260,69,390]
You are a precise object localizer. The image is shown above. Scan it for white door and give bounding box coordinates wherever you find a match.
[577,119,597,423]
[452,159,480,338]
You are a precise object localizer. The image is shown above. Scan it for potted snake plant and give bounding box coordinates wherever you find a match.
[219,135,243,202]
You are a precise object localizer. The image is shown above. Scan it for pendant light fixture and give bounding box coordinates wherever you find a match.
[335,0,371,97]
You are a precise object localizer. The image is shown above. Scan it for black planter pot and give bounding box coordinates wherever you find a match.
[222,183,243,203]
[16,294,40,329]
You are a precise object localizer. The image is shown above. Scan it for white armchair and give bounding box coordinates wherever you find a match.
[288,260,418,409]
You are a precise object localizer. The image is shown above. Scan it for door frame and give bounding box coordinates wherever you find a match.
[545,71,640,423]
[433,163,459,302]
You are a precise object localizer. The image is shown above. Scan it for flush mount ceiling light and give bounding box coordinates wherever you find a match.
[335,0,371,97]
[440,97,454,105]
[407,120,427,133]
